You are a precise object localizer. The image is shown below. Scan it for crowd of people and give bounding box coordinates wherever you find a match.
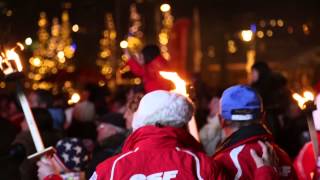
[0,44,318,179]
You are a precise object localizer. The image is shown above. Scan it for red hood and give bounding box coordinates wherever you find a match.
[122,125,203,152]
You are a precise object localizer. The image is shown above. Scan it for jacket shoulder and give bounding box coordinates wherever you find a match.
[94,153,123,179]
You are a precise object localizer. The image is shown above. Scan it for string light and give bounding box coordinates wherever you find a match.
[160,4,171,12]
[158,3,174,60]
[28,8,76,91]
[120,40,128,49]
[72,24,79,32]
[96,13,117,81]
[25,37,33,46]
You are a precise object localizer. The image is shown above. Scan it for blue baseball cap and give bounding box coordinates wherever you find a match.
[220,85,263,121]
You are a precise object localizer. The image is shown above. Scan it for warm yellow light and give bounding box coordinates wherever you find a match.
[98,80,105,87]
[72,24,79,32]
[51,68,58,74]
[257,31,264,38]
[120,40,128,49]
[58,57,66,63]
[302,24,310,35]
[159,32,169,45]
[277,19,284,27]
[304,91,314,101]
[6,49,23,72]
[31,57,42,67]
[25,37,32,46]
[101,66,112,75]
[159,71,188,97]
[293,93,306,109]
[0,82,6,88]
[227,40,237,54]
[69,93,81,104]
[34,74,42,81]
[266,30,273,37]
[6,10,12,17]
[241,30,253,42]
[57,51,65,59]
[100,50,111,58]
[16,42,24,51]
[293,91,315,109]
[160,3,171,12]
[134,78,141,85]
[270,19,276,27]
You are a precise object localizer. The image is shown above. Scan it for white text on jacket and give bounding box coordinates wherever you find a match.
[130,170,178,180]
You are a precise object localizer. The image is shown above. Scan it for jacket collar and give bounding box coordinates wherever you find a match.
[122,125,203,152]
[214,124,273,155]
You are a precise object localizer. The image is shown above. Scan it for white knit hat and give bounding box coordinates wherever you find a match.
[132,90,194,131]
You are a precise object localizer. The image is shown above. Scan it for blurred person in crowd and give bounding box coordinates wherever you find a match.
[28,90,65,130]
[5,96,24,130]
[89,85,110,116]
[11,108,63,180]
[86,112,127,178]
[212,85,296,179]
[249,62,293,151]
[67,85,97,141]
[37,137,89,180]
[294,94,320,180]
[124,87,144,130]
[90,90,277,180]
[200,96,223,156]
[124,44,172,93]
[108,85,130,114]
[0,117,19,180]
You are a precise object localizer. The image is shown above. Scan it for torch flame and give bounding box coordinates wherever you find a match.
[159,71,200,142]
[304,91,314,101]
[6,49,23,72]
[292,91,315,109]
[159,71,188,97]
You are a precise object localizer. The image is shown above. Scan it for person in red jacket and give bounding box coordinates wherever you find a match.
[213,85,297,180]
[125,44,172,93]
[294,94,320,180]
[90,90,278,180]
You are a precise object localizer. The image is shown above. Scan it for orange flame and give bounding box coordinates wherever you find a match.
[159,71,188,97]
[6,49,23,72]
[292,91,314,109]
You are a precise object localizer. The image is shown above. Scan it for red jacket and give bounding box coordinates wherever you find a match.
[294,132,320,180]
[213,124,296,180]
[90,126,277,180]
[127,56,172,93]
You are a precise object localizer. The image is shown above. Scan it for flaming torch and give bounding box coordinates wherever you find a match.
[0,43,54,159]
[160,71,200,141]
[292,90,320,176]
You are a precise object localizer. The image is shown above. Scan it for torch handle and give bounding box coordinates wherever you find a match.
[16,83,45,152]
[306,115,319,163]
